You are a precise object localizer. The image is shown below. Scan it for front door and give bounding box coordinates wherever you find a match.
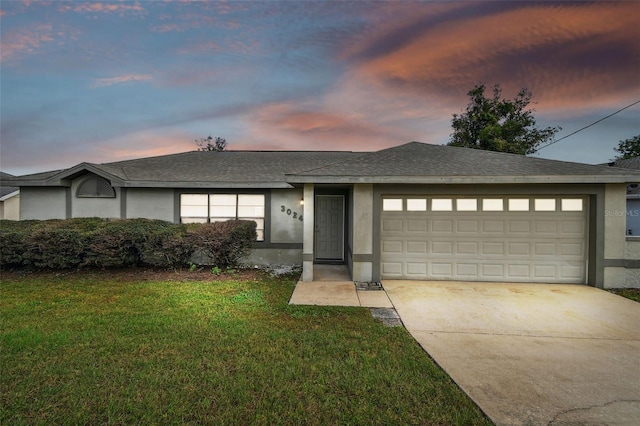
[315,195,345,261]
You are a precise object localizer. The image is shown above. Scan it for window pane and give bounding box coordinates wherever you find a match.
[383,199,403,211]
[432,199,453,211]
[482,199,503,211]
[181,194,208,205]
[182,205,208,217]
[456,199,477,211]
[210,194,237,218]
[238,194,265,217]
[210,217,234,223]
[181,194,208,218]
[561,199,582,211]
[535,199,556,211]
[407,199,427,211]
[509,199,529,211]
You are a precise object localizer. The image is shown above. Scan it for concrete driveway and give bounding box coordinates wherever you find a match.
[383,281,640,426]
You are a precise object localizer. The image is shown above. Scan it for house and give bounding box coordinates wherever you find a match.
[6,142,640,288]
[0,172,20,221]
[609,156,640,236]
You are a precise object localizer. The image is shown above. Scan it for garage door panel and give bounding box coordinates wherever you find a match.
[381,196,587,283]
[432,241,453,254]
[431,220,453,232]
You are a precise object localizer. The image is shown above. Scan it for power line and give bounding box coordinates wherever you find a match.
[537,99,640,151]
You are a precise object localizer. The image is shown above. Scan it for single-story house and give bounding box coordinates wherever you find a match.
[0,172,20,221]
[6,142,640,288]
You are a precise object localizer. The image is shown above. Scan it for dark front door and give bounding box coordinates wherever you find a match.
[315,195,345,261]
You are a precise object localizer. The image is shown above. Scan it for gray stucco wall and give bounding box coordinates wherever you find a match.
[126,188,174,221]
[270,189,303,243]
[71,178,121,218]
[20,187,67,220]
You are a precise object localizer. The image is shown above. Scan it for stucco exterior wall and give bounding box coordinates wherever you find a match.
[270,189,303,243]
[242,248,302,266]
[126,188,174,221]
[603,184,632,288]
[71,178,121,218]
[352,184,373,282]
[1,193,20,220]
[20,187,67,220]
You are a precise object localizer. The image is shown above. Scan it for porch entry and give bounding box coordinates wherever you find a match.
[315,195,345,262]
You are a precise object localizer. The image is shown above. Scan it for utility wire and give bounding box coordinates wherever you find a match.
[537,99,640,151]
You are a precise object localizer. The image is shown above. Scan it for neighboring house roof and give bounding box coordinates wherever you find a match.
[286,142,640,184]
[608,156,640,197]
[8,142,640,189]
[0,172,19,198]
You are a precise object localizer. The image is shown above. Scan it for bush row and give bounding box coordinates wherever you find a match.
[0,218,256,270]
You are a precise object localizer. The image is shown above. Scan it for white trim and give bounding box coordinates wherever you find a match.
[0,190,19,202]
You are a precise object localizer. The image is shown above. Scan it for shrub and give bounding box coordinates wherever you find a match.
[0,218,255,270]
[188,220,256,268]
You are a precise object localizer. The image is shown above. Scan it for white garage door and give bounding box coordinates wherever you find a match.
[381,196,587,283]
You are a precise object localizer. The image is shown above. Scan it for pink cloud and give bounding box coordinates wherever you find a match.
[58,2,144,14]
[347,3,639,114]
[91,74,153,88]
[0,24,54,63]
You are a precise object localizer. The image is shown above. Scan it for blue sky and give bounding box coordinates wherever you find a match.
[1,0,639,176]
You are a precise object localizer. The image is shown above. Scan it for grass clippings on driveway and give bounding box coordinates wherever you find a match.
[0,270,491,425]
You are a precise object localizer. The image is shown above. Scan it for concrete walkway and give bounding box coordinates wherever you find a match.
[288,264,393,308]
[384,280,640,426]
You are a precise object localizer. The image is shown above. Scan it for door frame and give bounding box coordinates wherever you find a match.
[314,194,346,263]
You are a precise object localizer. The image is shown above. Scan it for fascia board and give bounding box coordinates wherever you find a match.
[285,174,640,185]
[121,181,294,189]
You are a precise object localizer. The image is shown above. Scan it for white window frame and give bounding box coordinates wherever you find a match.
[180,193,265,241]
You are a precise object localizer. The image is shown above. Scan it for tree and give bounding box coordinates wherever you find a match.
[613,135,640,160]
[195,136,227,152]
[448,84,560,155]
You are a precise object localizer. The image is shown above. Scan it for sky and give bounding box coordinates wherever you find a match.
[1,0,639,176]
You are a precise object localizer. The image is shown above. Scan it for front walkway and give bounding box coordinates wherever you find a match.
[289,265,393,308]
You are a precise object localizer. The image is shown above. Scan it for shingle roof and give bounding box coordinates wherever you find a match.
[610,156,640,170]
[12,151,363,188]
[9,142,640,188]
[0,172,19,198]
[286,142,640,184]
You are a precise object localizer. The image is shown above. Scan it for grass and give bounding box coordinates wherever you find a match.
[0,270,491,425]
[609,288,640,303]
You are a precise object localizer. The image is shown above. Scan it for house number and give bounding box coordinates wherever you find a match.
[281,205,303,221]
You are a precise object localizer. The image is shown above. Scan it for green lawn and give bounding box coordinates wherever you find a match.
[1,270,491,425]
[609,288,640,303]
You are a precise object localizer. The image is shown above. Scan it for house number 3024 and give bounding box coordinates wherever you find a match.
[281,205,303,221]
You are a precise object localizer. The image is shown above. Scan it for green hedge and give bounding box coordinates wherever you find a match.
[0,218,256,270]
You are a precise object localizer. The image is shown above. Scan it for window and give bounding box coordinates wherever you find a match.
[407,199,427,211]
[77,176,115,198]
[383,199,403,211]
[456,199,477,211]
[432,199,453,211]
[535,199,556,211]
[561,199,583,211]
[180,193,265,241]
[482,199,503,211]
[508,199,529,211]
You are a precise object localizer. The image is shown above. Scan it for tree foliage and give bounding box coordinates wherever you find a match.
[613,135,640,160]
[448,84,560,155]
[195,136,227,152]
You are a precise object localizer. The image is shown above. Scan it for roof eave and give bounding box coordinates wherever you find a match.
[285,175,638,185]
[121,181,294,189]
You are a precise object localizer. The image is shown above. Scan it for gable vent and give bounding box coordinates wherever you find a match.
[77,176,115,198]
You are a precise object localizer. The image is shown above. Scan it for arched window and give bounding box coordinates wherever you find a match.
[77,175,115,198]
